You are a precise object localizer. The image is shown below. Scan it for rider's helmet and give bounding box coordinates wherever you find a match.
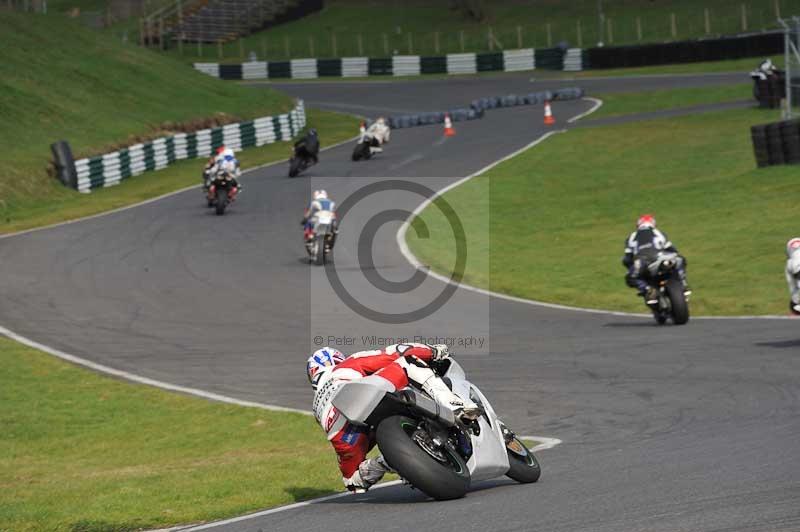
[306,347,345,389]
[308,128,318,137]
[216,145,226,155]
[761,58,774,72]
[637,214,656,230]
[376,117,386,126]
[313,189,328,200]
[786,237,800,258]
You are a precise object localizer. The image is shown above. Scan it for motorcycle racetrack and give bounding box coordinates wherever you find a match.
[2,72,799,531]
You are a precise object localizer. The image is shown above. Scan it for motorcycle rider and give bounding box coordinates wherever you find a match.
[301,189,337,249]
[202,146,226,189]
[364,117,391,154]
[307,343,481,493]
[213,146,243,192]
[786,238,800,315]
[293,128,320,165]
[622,214,689,305]
[757,58,781,79]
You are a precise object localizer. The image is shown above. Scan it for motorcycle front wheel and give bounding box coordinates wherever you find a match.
[288,157,302,178]
[377,415,470,500]
[215,189,228,216]
[505,436,541,483]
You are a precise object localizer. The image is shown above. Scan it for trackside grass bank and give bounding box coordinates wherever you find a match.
[587,83,752,119]
[0,10,335,233]
[1,108,359,234]
[407,104,795,316]
[0,337,543,530]
[0,336,339,531]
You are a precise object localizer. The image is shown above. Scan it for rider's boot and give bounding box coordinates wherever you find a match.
[421,374,481,421]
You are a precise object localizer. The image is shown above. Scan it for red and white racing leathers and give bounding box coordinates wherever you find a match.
[311,343,469,490]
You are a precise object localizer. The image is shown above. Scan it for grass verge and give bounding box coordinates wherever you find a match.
[0,10,295,232]
[0,335,339,532]
[163,0,787,63]
[588,83,752,119]
[407,105,796,316]
[0,336,542,530]
[1,108,359,234]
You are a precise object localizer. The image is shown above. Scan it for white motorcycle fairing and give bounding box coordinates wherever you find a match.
[332,359,511,483]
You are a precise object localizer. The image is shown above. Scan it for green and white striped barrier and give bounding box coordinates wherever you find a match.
[73,101,306,193]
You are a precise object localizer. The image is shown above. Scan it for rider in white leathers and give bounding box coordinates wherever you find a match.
[365,117,391,153]
[786,238,800,315]
[306,343,480,493]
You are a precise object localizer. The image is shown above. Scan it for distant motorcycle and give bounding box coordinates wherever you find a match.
[331,357,540,500]
[642,251,690,325]
[305,209,335,265]
[750,62,784,101]
[289,146,317,178]
[351,127,381,161]
[207,172,238,216]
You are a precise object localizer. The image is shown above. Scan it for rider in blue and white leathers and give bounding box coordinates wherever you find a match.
[301,189,337,247]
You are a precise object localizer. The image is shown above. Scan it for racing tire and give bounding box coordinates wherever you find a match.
[666,280,689,325]
[288,157,301,178]
[505,436,541,483]
[377,415,470,501]
[215,190,228,216]
[314,234,325,266]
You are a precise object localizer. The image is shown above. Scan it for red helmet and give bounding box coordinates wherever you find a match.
[216,145,226,155]
[637,214,656,229]
[787,237,800,257]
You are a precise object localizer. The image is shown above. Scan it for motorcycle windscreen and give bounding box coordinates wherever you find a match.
[332,376,395,424]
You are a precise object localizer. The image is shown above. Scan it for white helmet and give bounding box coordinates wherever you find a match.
[787,237,800,258]
[313,189,328,200]
[306,347,345,389]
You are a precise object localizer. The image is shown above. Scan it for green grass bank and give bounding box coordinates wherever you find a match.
[407,100,795,316]
[163,0,792,63]
[0,11,359,233]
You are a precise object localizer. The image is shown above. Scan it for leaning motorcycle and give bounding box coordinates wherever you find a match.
[644,251,690,325]
[289,146,316,178]
[352,129,378,161]
[207,172,238,216]
[331,358,541,500]
[305,209,335,265]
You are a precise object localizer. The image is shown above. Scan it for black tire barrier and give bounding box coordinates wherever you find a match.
[587,32,782,69]
[387,87,584,131]
[51,140,78,189]
[753,119,800,168]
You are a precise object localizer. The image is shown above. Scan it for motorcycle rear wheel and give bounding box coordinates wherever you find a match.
[666,280,689,325]
[377,415,470,500]
[505,436,541,483]
[215,190,228,216]
[288,157,301,178]
[314,234,325,266]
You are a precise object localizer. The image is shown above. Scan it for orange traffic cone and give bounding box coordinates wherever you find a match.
[543,101,556,125]
[443,113,456,137]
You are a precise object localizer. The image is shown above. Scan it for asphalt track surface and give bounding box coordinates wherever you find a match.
[2,72,799,531]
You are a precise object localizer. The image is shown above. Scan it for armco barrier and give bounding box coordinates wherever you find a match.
[587,31,783,69]
[751,119,800,168]
[71,101,306,193]
[195,47,578,80]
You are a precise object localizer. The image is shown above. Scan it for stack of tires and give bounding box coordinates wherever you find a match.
[751,119,800,168]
